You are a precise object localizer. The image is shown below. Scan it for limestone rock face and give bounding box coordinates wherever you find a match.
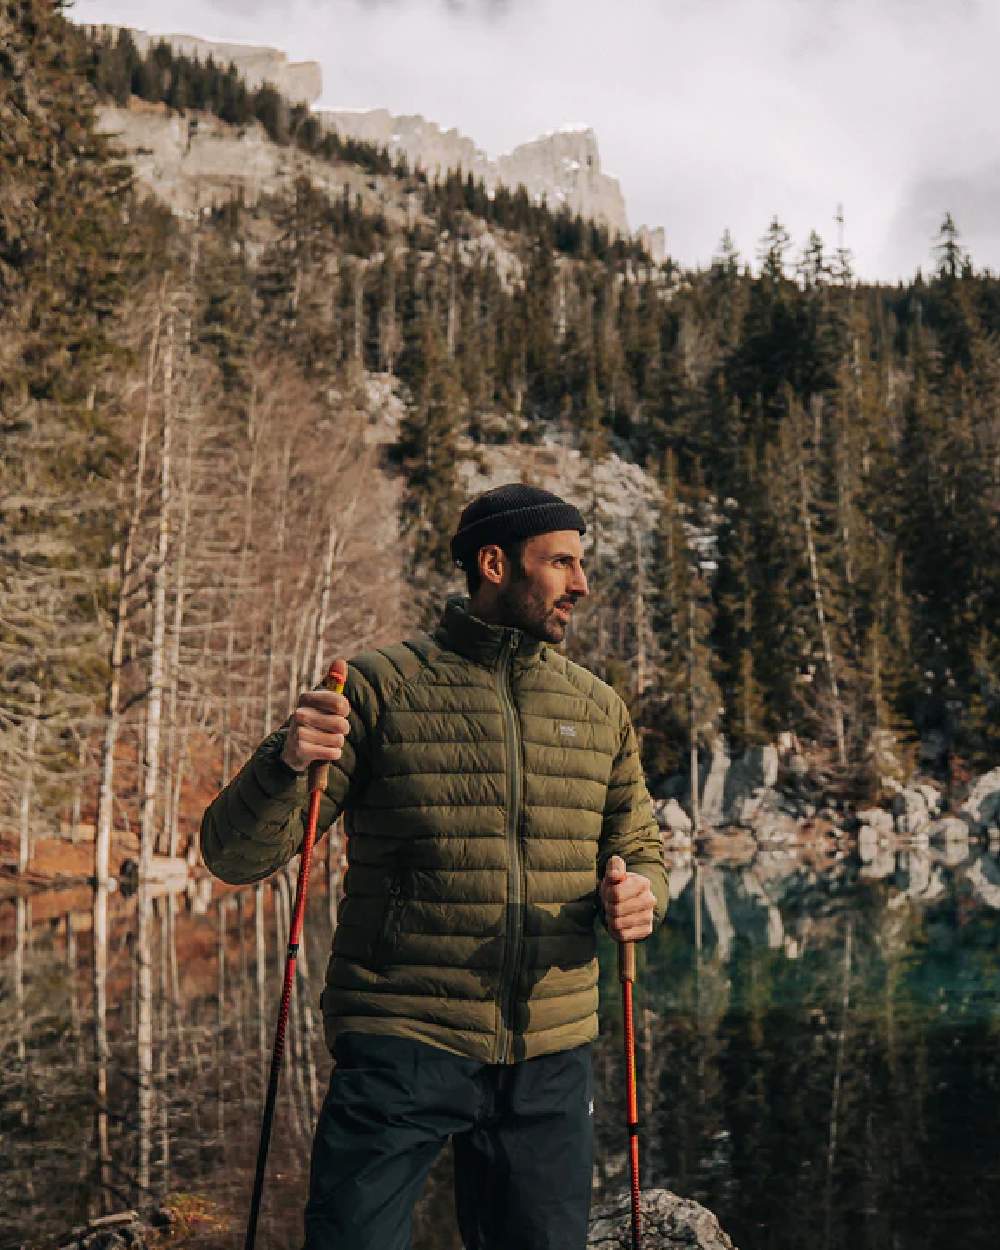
[94,102,392,220]
[320,107,492,183]
[498,127,629,235]
[320,110,632,237]
[588,1189,738,1249]
[636,224,667,264]
[94,27,323,103]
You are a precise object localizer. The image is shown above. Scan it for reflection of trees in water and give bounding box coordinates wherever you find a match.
[0,865,471,1250]
[7,854,1000,1248]
[591,864,1000,1250]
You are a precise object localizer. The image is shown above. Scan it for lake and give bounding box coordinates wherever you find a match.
[3,838,1000,1249]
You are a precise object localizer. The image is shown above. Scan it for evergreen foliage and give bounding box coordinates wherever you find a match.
[3,4,999,842]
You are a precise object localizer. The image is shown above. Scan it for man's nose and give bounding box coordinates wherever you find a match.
[571,565,589,597]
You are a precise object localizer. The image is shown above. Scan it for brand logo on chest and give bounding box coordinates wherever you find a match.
[558,723,577,739]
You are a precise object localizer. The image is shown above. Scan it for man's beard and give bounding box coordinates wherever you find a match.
[494,578,576,643]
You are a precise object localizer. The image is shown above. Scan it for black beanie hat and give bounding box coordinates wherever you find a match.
[451,484,586,567]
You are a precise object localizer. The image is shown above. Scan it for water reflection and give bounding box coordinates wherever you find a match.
[4,840,1000,1248]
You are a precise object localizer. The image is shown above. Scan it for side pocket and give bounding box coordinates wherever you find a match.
[372,872,405,968]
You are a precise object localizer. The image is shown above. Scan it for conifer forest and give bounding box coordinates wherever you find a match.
[2,2,1000,1247]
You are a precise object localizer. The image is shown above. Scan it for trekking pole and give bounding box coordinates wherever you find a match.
[244,658,348,1250]
[619,939,642,1250]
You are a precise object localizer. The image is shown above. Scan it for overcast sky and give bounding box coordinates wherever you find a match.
[71,0,1000,280]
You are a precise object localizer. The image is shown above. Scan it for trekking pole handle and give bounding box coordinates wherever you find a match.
[307,660,349,794]
[618,939,636,983]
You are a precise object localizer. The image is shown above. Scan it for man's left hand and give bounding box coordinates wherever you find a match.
[600,855,656,942]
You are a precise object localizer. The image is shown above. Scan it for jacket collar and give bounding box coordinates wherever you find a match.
[436,595,545,670]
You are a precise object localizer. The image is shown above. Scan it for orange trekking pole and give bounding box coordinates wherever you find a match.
[244,659,347,1250]
[619,939,642,1250]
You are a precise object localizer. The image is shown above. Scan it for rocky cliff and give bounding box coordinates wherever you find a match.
[89,26,665,260]
[88,26,323,104]
[93,98,393,221]
[319,108,652,250]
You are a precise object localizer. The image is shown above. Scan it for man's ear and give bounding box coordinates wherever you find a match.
[478,544,506,587]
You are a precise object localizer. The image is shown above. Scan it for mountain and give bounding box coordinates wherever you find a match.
[88,25,665,259]
[84,25,323,103]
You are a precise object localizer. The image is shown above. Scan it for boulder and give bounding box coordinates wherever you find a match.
[723,745,779,826]
[59,1213,147,1250]
[589,1189,737,1249]
[697,740,732,827]
[961,768,1000,831]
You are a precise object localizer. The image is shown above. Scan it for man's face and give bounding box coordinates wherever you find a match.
[493,530,589,643]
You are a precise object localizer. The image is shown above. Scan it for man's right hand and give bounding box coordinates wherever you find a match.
[280,686,352,774]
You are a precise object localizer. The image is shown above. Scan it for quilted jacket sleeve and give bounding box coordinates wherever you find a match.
[597,702,668,929]
[200,663,378,885]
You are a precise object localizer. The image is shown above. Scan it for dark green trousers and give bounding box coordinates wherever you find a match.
[304,1033,594,1250]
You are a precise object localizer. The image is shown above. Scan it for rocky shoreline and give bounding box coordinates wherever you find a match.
[652,740,1000,862]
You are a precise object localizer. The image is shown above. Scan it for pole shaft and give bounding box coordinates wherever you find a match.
[620,941,641,1250]
[244,662,345,1250]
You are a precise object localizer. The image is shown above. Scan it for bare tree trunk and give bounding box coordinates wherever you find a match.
[97,302,160,886]
[66,912,83,1064]
[824,922,853,1250]
[217,895,228,1147]
[797,460,847,767]
[141,311,174,872]
[310,518,339,686]
[70,736,85,844]
[688,597,701,833]
[353,262,365,364]
[446,260,458,357]
[633,527,647,697]
[158,900,172,1195]
[693,858,703,957]
[137,312,174,1198]
[164,410,194,855]
[15,896,28,1064]
[223,401,260,781]
[275,870,308,1143]
[17,685,40,873]
[256,882,268,1080]
[264,438,292,732]
[92,879,112,1213]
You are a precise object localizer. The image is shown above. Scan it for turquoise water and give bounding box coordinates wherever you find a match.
[3,845,1000,1248]
[594,850,1000,1250]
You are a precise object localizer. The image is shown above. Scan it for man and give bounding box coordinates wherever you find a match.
[201,483,668,1250]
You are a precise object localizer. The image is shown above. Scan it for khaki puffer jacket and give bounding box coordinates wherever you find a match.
[201,597,667,1063]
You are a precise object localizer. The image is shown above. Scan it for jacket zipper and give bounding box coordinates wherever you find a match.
[496,632,524,1063]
